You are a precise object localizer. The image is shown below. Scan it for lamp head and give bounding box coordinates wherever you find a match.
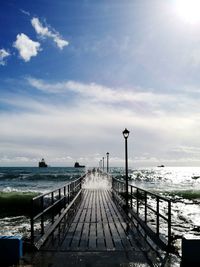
[123,128,130,139]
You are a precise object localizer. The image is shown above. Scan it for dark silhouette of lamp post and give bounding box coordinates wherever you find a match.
[106,152,109,173]
[123,128,130,211]
[102,157,105,172]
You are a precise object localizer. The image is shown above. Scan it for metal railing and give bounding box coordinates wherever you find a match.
[112,177,172,251]
[30,174,85,249]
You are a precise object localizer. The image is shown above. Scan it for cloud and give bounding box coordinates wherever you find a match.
[20,9,30,16]
[27,77,175,107]
[31,17,69,49]
[1,77,200,167]
[13,33,41,62]
[0,49,10,66]
[0,88,200,167]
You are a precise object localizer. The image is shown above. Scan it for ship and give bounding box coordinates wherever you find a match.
[38,158,48,168]
[74,162,85,168]
[157,165,165,167]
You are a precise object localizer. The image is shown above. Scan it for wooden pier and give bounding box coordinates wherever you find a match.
[24,171,176,266]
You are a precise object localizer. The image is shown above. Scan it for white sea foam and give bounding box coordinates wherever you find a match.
[0,215,30,237]
[82,171,111,189]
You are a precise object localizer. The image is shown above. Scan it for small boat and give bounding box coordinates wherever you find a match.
[74,162,85,168]
[157,165,165,167]
[39,158,48,168]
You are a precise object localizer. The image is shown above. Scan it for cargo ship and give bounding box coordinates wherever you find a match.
[38,158,48,168]
[74,162,85,168]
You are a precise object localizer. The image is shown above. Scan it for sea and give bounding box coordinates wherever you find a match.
[0,166,200,253]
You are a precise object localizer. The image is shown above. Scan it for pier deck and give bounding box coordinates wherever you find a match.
[45,189,140,252]
[24,169,177,267]
[26,189,155,266]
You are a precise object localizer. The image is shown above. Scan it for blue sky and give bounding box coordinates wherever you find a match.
[1,0,200,167]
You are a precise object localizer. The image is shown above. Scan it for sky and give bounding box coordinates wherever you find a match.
[1,0,200,167]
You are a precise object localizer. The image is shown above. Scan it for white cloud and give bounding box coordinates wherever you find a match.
[20,9,30,16]
[1,91,200,167]
[0,49,10,66]
[27,77,175,108]
[13,33,41,62]
[31,17,69,49]
[2,77,200,166]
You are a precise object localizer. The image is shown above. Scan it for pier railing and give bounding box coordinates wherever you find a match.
[30,174,85,249]
[112,177,172,252]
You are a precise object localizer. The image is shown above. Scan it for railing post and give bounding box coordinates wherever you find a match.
[68,184,70,203]
[144,191,147,224]
[64,186,66,207]
[168,201,171,250]
[59,188,61,199]
[131,186,133,209]
[31,198,34,246]
[51,192,54,224]
[136,188,139,216]
[41,196,44,235]
[156,196,160,236]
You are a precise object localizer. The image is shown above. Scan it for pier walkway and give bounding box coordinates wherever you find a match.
[25,171,176,266]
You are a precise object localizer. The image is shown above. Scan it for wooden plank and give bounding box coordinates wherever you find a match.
[96,221,106,250]
[91,190,96,223]
[85,190,93,223]
[60,222,77,250]
[79,222,90,249]
[70,222,84,250]
[107,191,134,250]
[96,190,101,223]
[102,190,124,250]
[72,190,88,223]
[88,223,96,249]
[99,190,114,250]
[99,190,107,223]
[103,223,114,250]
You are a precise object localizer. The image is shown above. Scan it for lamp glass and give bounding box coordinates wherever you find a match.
[123,128,130,138]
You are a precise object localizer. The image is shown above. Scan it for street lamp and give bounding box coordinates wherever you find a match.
[123,128,130,211]
[106,152,109,173]
[102,157,105,172]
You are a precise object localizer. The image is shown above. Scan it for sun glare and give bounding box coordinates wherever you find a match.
[175,0,200,24]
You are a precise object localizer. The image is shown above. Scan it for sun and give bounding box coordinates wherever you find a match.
[175,0,200,24]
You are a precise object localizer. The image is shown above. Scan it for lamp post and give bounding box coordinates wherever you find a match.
[102,157,105,172]
[106,152,109,173]
[123,128,130,211]
[99,160,102,170]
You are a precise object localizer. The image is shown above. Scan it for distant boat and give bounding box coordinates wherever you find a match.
[157,165,165,167]
[39,158,48,168]
[74,162,85,168]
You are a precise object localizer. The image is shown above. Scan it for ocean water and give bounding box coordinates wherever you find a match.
[0,166,200,252]
[0,167,86,236]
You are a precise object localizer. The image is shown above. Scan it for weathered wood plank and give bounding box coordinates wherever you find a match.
[88,223,96,249]
[60,222,77,250]
[79,222,90,249]
[96,221,106,250]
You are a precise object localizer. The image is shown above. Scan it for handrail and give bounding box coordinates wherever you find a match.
[112,177,172,252]
[30,173,86,249]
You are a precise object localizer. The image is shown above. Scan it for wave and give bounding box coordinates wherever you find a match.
[165,190,200,200]
[0,173,81,181]
[0,191,39,217]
